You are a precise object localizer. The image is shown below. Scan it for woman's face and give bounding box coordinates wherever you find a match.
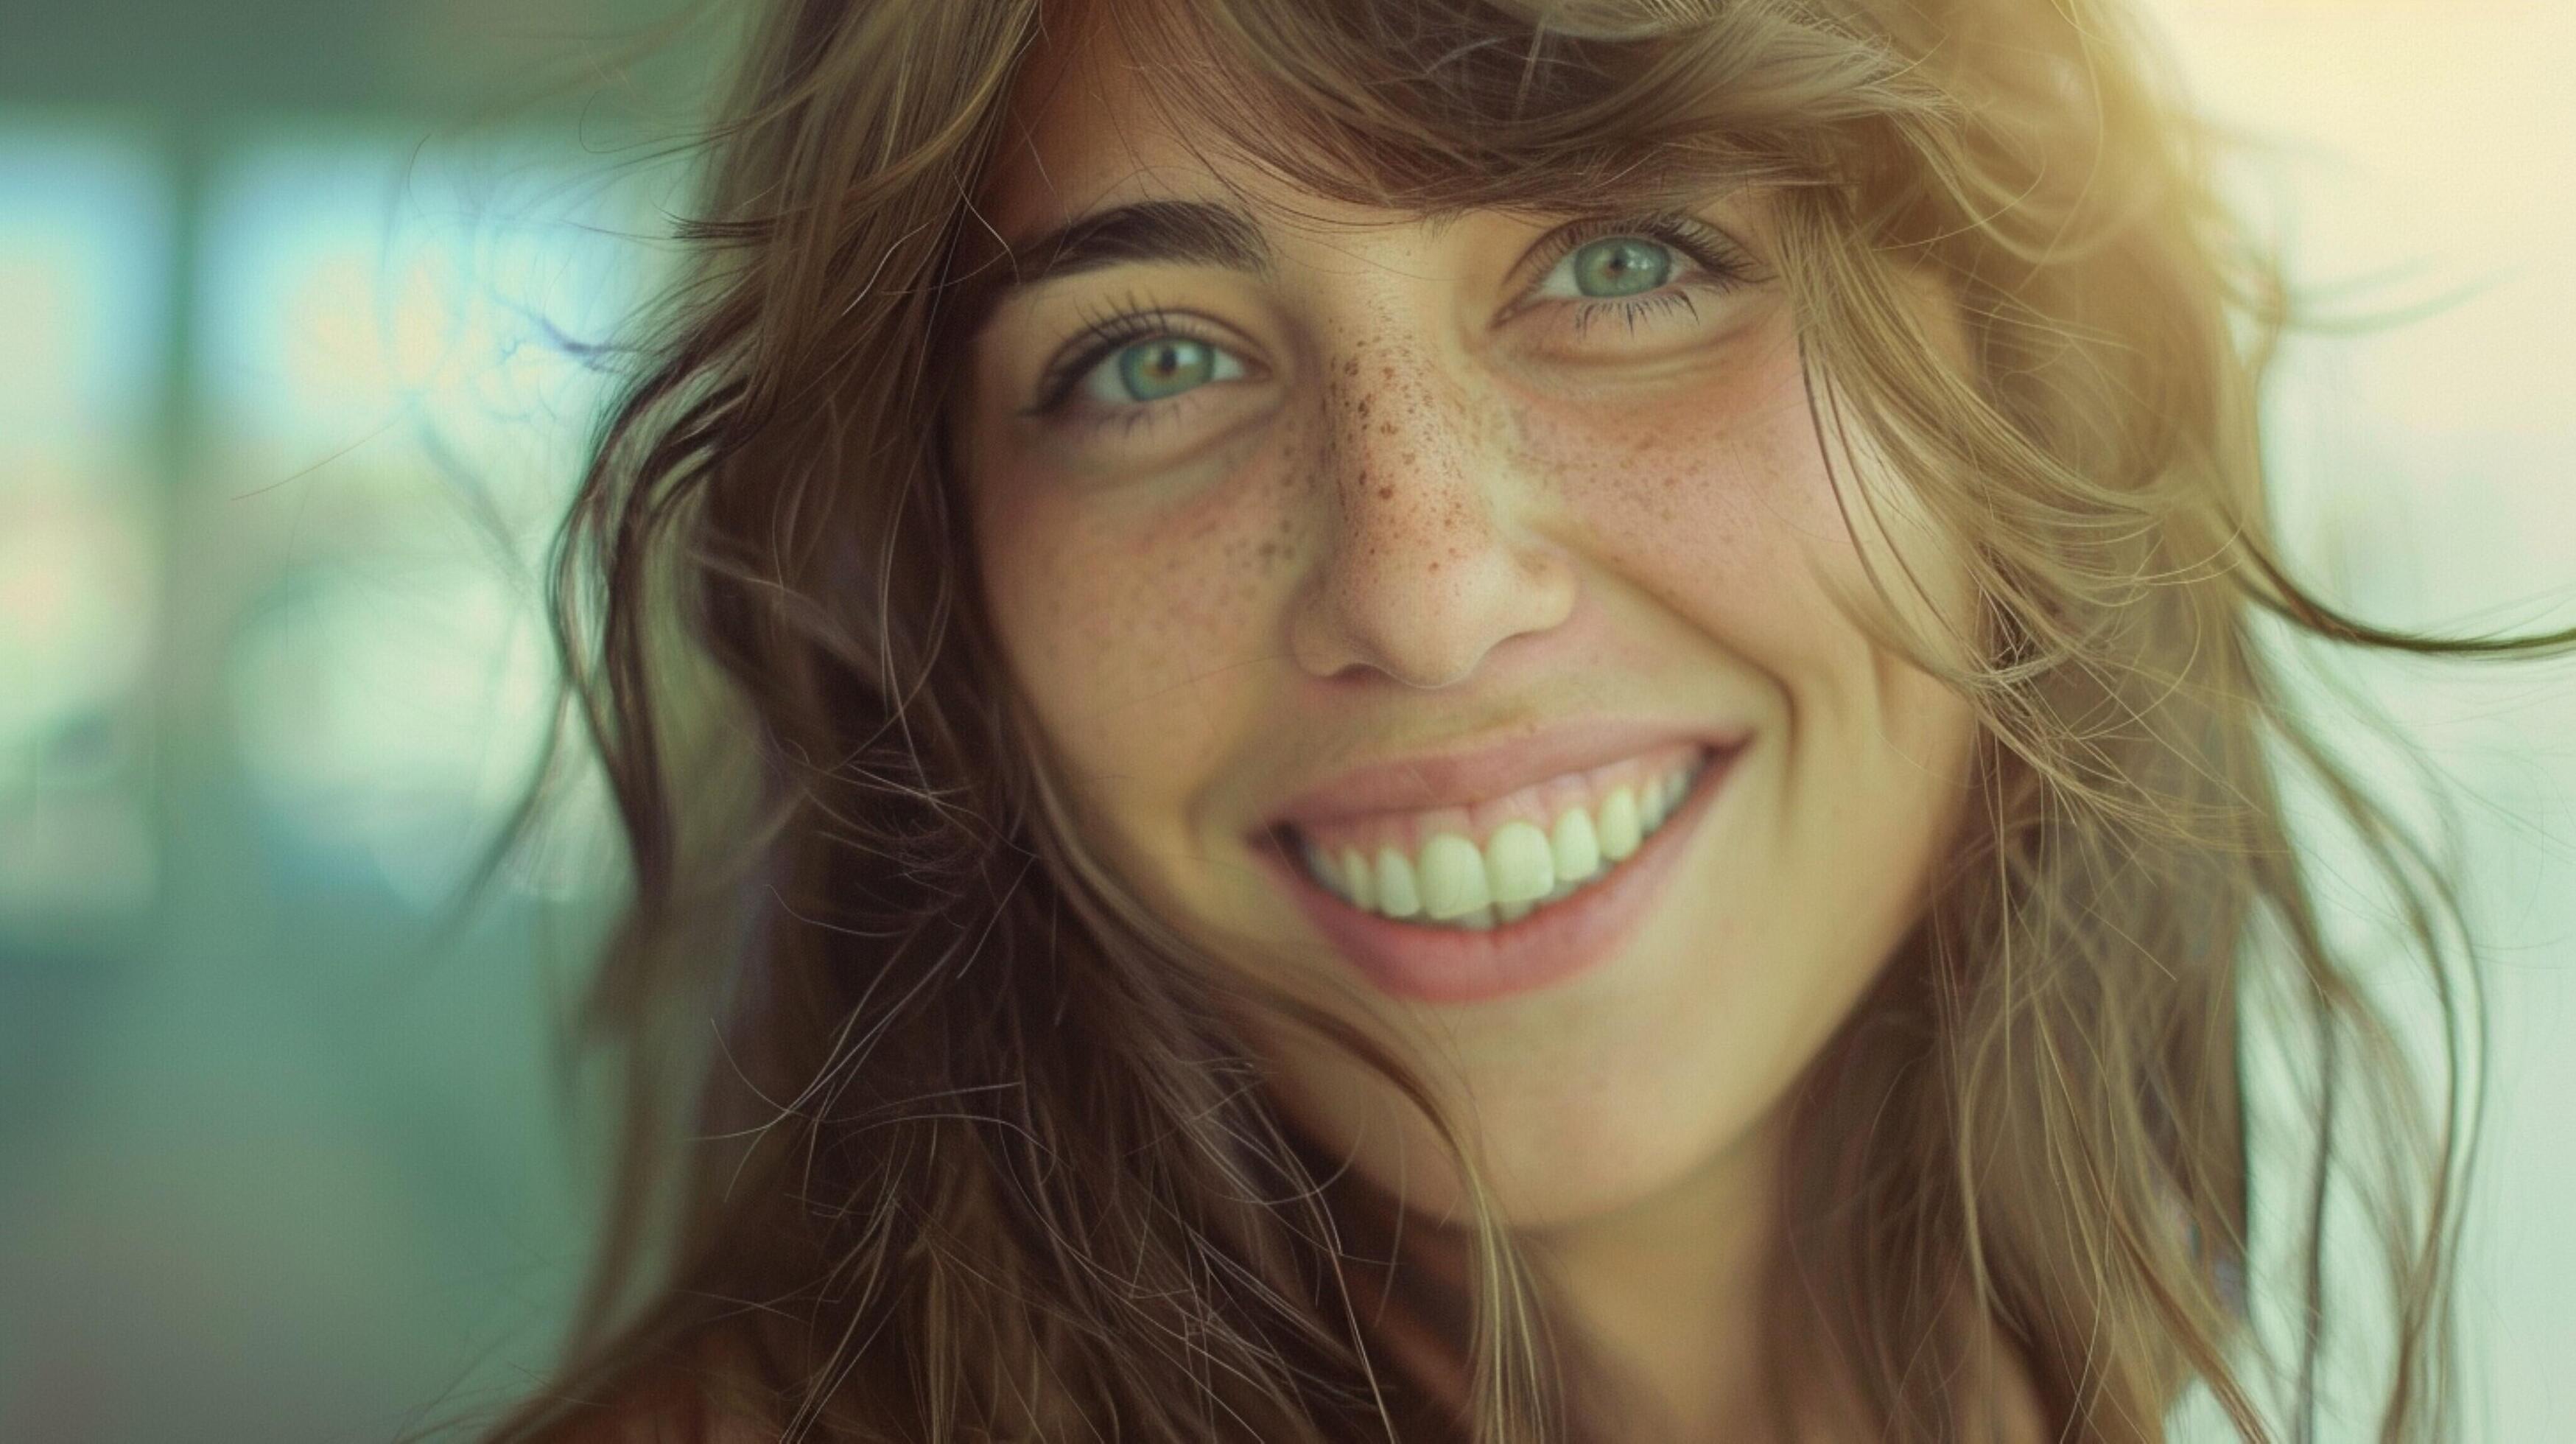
[952,18,1981,1228]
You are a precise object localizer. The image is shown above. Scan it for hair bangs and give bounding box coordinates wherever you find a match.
[1085,0,1948,226]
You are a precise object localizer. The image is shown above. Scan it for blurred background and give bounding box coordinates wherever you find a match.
[0,0,2569,1439]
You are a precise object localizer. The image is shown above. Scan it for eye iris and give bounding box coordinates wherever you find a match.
[1572,237,1671,298]
[1117,337,1215,401]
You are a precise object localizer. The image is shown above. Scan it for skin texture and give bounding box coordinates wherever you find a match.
[950,13,2004,1437]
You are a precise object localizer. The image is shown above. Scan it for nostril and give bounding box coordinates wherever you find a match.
[1287,532,1575,690]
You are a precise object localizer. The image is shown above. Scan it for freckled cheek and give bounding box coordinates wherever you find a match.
[972,451,1313,791]
[1521,343,1855,641]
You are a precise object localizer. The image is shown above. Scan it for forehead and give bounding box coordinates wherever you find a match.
[977,6,1387,250]
[985,13,1196,237]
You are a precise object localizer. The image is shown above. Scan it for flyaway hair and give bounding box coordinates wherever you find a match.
[444,1,2576,1440]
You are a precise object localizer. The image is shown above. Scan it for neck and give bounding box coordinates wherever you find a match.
[1319,1111,2040,1443]
[1523,1108,1791,1442]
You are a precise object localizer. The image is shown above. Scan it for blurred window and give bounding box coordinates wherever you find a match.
[0,123,169,914]
[197,126,645,905]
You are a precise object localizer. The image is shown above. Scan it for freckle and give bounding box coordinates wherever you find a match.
[1400,451,1414,467]
[1377,486,1394,500]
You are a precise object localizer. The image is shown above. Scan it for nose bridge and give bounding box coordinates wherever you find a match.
[1289,315,1576,687]
[1321,330,1492,530]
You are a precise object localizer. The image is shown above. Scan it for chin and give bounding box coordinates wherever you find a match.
[1248,895,1811,1236]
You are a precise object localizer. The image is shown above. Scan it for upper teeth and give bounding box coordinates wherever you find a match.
[1294,754,1704,930]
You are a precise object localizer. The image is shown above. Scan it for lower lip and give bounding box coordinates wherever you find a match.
[1261,742,1745,1005]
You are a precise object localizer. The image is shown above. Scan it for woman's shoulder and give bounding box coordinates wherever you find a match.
[547,1382,775,1444]
[538,1335,779,1444]
[595,1412,772,1444]
[1965,1330,2052,1444]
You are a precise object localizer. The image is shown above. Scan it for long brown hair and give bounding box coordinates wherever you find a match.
[457,0,2575,1438]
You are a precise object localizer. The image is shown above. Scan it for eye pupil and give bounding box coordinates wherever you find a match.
[1118,337,1215,400]
[1573,237,1671,298]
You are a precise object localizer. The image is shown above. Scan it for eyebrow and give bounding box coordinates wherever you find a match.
[950,199,1274,342]
[1003,198,1274,290]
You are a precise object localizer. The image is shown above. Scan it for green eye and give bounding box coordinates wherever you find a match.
[1112,336,1217,402]
[1056,327,1252,420]
[1568,236,1674,298]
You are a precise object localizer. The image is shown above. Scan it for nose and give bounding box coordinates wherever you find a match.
[1284,342,1579,689]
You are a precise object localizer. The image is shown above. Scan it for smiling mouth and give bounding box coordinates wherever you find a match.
[1274,742,1713,930]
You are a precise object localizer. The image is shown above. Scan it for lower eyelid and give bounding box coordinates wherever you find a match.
[1551,284,1735,337]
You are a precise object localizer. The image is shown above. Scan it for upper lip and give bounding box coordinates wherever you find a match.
[1261,718,1752,832]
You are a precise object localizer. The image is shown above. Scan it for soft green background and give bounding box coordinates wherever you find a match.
[1,1,2569,1439]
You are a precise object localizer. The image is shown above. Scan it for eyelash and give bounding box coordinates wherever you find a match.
[1515,211,1758,321]
[1022,212,1760,429]
[1027,290,1212,418]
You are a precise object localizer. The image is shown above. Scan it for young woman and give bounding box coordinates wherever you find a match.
[469,0,2569,1438]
